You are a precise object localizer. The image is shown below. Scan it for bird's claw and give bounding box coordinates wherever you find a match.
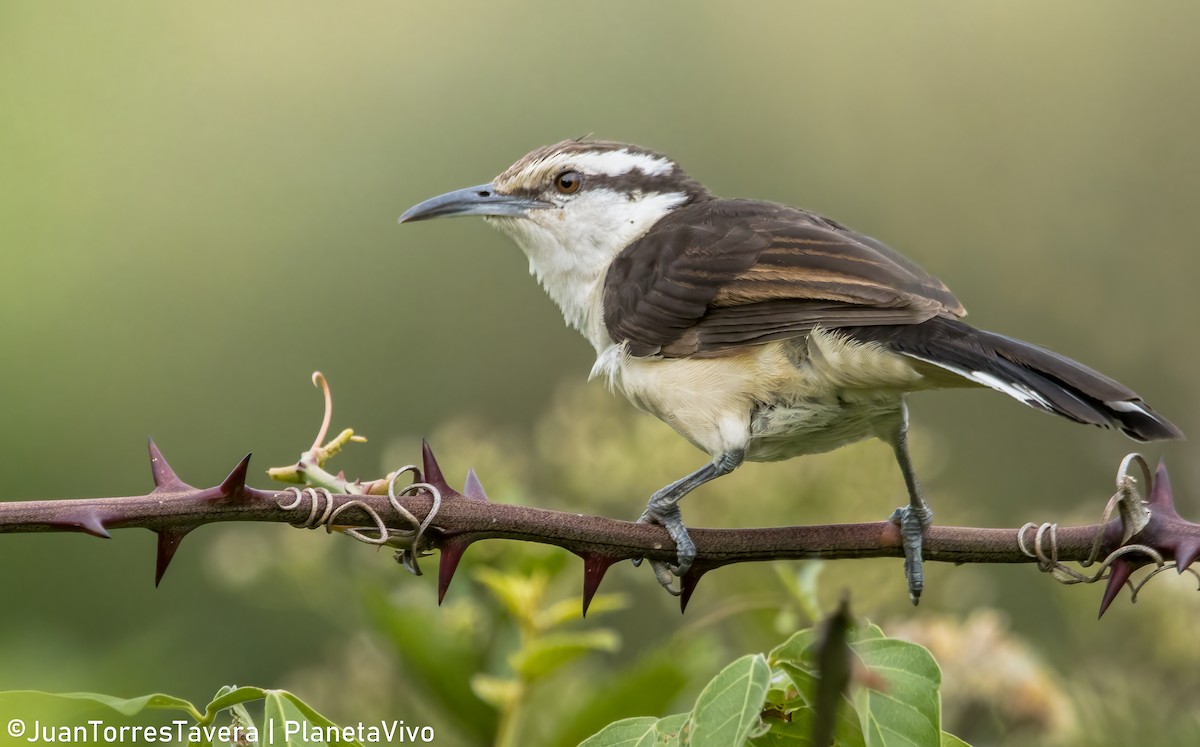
[650,561,683,596]
[890,504,933,605]
[634,503,695,594]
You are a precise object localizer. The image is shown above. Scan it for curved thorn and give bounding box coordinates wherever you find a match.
[147,438,187,491]
[1148,460,1174,509]
[463,468,490,502]
[82,512,110,539]
[1176,540,1200,573]
[679,564,712,613]
[57,511,111,539]
[155,528,191,586]
[421,440,452,495]
[578,553,621,617]
[217,453,253,501]
[438,539,471,605]
[1098,558,1138,618]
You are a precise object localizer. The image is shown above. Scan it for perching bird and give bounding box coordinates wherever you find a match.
[399,139,1182,601]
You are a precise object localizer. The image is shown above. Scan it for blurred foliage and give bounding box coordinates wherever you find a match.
[2,2,1198,745]
[889,611,1076,744]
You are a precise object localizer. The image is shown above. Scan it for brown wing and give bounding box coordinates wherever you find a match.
[602,199,965,358]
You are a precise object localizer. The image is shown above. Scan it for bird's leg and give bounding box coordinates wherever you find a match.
[879,402,932,605]
[635,449,744,593]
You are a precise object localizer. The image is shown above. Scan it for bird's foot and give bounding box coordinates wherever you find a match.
[632,502,695,596]
[890,504,933,605]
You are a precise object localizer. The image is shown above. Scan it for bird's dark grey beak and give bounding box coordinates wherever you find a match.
[398,183,549,224]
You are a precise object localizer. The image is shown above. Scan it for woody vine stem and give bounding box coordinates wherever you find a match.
[0,373,1196,616]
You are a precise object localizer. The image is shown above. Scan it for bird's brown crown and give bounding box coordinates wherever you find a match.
[494,139,712,203]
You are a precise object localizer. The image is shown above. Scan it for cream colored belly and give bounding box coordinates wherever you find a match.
[605,329,928,460]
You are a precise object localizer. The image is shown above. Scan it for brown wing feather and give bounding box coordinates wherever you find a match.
[603,199,965,358]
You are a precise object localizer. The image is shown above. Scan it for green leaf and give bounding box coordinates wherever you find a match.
[275,690,359,741]
[850,624,886,644]
[688,654,772,747]
[0,690,202,721]
[579,716,659,747]
[510,629,620,680]
[262,689,364,747]
[851,638,941,747]
[776,663,866,747]
[769,629,816,666]
[579,622,965,747]
[200,685,268,723]
[776,663,816,706]
[262,690,300,747]
[543,635,713,747]
[228,701,257,742]
[770,619,890,667]
[0,689,263,747]
[578,713,689,747]
[747,716,814,746]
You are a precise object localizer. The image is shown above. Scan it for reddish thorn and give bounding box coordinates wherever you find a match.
[1148,459,1175,510]
[54,511,111,539]
[1098,558,1141,618]
[81,512,110,538]
[1176,540,1200,573]
[421,439,452,495]
[147,438,188,492]
[155,529,191,586]
[217,453,252,501]
[462,468,490,502]
[680,564,714,613]
[438,539,471,605]
[578,553,622,617]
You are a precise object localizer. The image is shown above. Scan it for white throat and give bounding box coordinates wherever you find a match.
[488,189,687,352]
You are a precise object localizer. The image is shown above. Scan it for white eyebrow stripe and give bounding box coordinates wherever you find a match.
[537,149,675,178]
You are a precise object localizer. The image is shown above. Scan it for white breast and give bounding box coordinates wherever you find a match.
[488,188,687,345]
[599,329,925,461]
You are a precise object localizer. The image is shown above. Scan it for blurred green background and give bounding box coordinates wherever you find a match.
[1,2,1198,745]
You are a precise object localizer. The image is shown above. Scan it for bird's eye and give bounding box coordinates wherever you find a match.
[554,171,582,195]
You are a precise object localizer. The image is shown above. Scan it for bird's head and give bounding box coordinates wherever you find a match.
[400,139,709,269]
[400,139,710,340]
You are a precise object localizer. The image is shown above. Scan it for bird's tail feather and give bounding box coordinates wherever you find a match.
[844,317,1184,442]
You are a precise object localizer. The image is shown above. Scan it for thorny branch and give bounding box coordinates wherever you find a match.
[0,374,1197,616]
